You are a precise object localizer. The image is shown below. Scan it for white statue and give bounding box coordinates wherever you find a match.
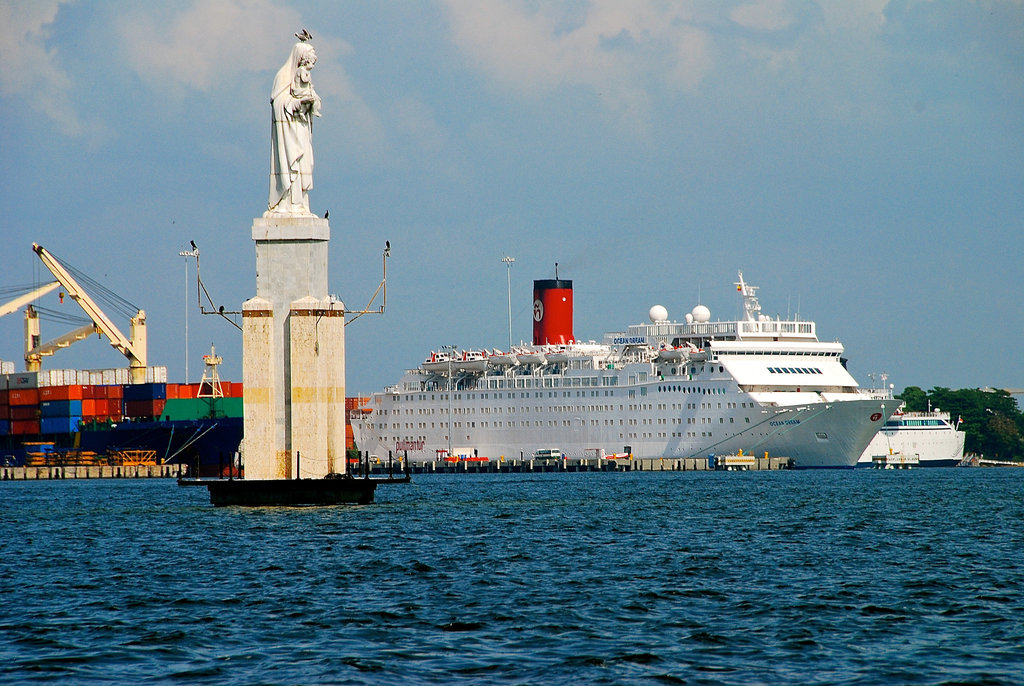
[267,34,322,216]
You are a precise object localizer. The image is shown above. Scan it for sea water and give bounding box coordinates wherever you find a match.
[1,469,1022,685]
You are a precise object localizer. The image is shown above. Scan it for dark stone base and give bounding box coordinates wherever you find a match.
[206,477,377,506]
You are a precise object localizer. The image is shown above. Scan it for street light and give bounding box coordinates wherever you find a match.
[502,256,515,350]
[178,246,200,382]
[443,343,456,460]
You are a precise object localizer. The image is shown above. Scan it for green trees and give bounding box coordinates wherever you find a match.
[896,386,1024,459]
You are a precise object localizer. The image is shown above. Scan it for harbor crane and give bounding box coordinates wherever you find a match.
[25,243,148,384]
[0,281,60,318]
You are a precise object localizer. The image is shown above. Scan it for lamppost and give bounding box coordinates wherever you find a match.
[443,343,456,460]
[502,256,515,350]
[178,246,200,383]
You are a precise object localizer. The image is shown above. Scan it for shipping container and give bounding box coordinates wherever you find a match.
[9,388,40,405]
[160,397,243,421]
[5,372,39,389]
[123,383,167,402]
[11,420,41,435]
[0,419,8,436]
[124,398,166,418]
[40,399,83,417]
[39,385,84,401]
[41,416,81,434]
[10,405,40,421]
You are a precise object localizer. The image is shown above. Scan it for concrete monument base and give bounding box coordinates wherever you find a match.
[242,215,345,481]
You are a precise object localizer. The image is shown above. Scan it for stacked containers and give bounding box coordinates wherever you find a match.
[9,389,41,435]
[9,374,41,435]
[344,397,369,451]
[0,387,7,436]
[40,397,82,434]
[123,383,166,420]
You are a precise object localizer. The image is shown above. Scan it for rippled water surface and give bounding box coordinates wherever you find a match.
[2,469,1023,684]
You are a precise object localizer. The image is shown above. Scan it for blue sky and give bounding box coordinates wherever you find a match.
[1,0,1022,397]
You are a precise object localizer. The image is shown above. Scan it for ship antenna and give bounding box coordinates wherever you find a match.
[734,270,761,322]
[555,262,559,280]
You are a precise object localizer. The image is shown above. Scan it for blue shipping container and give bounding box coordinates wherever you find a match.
[41,416,81,434]
[40,400,83,418]
[123,383,167,402]
[0,420,8,436]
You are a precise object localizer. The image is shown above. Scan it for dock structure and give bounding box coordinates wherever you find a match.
[359,454,792,474]
[2,464,185,480]
[870,452,920,469]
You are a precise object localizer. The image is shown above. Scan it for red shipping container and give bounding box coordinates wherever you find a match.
[39,385,81,401]
[10,405,40,421]
[12,420,41,435]
[9,389,39,405]
[0,389,7,404]
[124,399,166,418]
[107,385,123,399]
[165,384,179,400]
[81,398,101,417]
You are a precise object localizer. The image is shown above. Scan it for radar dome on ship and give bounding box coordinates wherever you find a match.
[691,305,711,323]
[649,305,668,323]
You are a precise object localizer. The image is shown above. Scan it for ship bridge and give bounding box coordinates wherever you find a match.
[618,317,818,347]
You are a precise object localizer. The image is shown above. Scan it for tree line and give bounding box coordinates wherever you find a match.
[897,387,1024,460]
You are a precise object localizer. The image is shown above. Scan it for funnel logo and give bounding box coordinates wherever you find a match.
[533,299,544,322]
[870,412,883,421]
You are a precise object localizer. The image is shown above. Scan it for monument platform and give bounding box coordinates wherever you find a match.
[206,476,378,506]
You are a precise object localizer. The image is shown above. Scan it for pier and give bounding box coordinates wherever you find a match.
[2,464,186,480]
[363,455,793,474]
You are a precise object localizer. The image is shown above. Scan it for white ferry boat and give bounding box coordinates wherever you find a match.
[858,407,966,467]
[352,272,897,469]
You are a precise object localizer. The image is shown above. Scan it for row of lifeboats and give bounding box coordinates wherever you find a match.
[421,346,574,373]
[657,343,707,362]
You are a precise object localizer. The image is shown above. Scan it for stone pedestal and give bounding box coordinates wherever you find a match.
[242,216,345,480]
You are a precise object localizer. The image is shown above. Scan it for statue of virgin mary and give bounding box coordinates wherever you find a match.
[266,39,322,216]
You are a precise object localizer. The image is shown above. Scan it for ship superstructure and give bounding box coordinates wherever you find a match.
[352,272,896,468]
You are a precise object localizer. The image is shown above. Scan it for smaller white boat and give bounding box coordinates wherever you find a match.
[657,346,685,361]
[488,350,519,367]
[422,351,452,373]
[455,350,489,373]
[516,350,547,365]
[545,346,570,364]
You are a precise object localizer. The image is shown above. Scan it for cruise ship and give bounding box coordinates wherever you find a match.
[351,272,897,469]
[858,407,966,467]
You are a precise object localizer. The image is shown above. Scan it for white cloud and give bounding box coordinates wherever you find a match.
[114,0,388,164]
[443,0,714,130]
[117,0,304,91]
[0,0,83,135]
[730,0,797,33]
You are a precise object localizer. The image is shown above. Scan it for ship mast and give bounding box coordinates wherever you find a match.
[734,271,761,322]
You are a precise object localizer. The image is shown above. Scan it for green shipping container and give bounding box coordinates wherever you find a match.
[161,397,244,421]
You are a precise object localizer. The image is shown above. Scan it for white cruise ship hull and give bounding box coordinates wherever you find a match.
[353,394,895,470]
